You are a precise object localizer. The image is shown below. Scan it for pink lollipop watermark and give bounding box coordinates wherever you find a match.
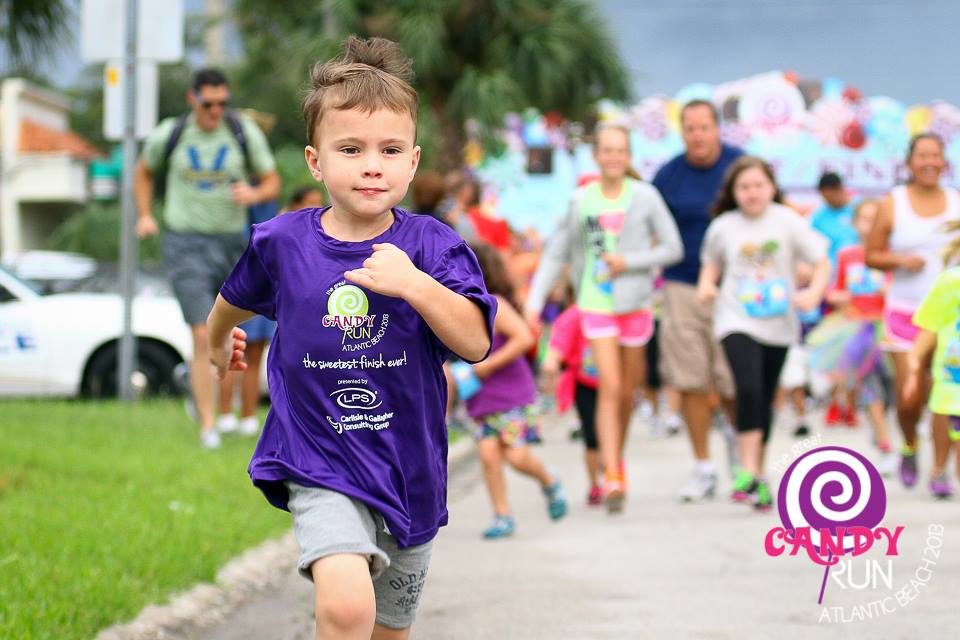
[763,446,905,604]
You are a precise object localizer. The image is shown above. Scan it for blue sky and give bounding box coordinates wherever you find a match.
[5,0,959,106]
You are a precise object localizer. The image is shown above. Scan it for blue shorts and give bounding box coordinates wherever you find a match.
[239,315,276,342]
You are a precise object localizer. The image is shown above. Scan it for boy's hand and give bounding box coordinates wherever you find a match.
[345,243,425,299]
[209,327,248,380]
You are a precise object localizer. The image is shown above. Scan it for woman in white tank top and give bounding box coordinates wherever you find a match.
[867,133,960,496]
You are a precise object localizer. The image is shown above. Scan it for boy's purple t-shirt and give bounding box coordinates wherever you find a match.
[220,207,496,548]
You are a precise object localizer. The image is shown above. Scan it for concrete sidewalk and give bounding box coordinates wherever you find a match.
[195,411,957,639]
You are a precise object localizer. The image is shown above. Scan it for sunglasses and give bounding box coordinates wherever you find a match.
[200,99,230,110]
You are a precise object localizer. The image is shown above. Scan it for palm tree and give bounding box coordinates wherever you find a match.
[1,0,71,70]
[233,0,630,168]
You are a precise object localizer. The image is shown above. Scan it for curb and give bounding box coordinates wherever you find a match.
[95,439,477,640]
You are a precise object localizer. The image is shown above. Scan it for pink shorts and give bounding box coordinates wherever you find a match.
[882,307,919,352]
[579,309,654,347]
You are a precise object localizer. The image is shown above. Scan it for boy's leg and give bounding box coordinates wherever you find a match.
[372,534,433,636]
[311,554,376,640]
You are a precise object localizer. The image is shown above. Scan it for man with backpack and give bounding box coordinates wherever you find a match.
[135,68,279,449]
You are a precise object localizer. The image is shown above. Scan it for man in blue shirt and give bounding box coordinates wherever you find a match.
[652,100,742,502]
[810,171,859,271]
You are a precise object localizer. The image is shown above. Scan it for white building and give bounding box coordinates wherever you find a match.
[0,78,100,261]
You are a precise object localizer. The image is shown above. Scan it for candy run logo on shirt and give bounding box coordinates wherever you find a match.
[322,283,390,352]
[764,446,904,605]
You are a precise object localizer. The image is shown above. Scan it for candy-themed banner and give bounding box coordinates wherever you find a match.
[476,71,960,234]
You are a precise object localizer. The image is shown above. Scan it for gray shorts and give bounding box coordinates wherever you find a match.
[285,482,433,630]
[161,230,247,326]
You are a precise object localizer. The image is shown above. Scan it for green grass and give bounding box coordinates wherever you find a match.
[0,400,289,640]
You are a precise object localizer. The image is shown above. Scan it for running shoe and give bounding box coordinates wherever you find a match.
[603,470,626,514]
[731,469,757,503]
[900,449,919,488]
[238,415,261,436]
[482,515,516,539]
[216,413,238,434]
[877,451,898,478]
[844,408,859,428]
[679,468,717,502]
[929,473,953,500]
[200,429,221,450]
[587,485,603,506]
[825,402,841,426]
[753,480,773,512]
[662,412,683,437]
[542,479,568,520]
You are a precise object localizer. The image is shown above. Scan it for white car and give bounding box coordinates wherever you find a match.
[0,264,192,397]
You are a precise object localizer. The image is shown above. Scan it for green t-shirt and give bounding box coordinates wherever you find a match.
[912,266,960,416]
[142,114,276,233]
[577,179,636,313]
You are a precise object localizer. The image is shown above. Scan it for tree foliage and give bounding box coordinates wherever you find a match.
[232,0,629,169]
[1,0,71,69]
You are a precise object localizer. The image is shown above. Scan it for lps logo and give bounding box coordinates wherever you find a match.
[331,386,382,410]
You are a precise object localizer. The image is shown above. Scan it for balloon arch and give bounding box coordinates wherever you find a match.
[475,71,960,234]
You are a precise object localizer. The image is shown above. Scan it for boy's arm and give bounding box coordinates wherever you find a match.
[472,296,534,380]
[207,294,257,379]
[345,243,492,362]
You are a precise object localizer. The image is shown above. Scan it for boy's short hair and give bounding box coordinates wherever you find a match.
[302,36,418,145]
[817,171,843,190]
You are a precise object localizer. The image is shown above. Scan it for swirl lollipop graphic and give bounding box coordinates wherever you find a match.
[778,446,886,603]
[328,285,369,318]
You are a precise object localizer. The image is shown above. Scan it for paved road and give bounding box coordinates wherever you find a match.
[197,410,958,639]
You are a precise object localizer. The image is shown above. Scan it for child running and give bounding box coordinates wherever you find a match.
[904,223,960,498]
[807,199,897,476]
[207,37,495,639]
[697,156,830,511]
[542,303,602,504]
[525,123,683,512]
[466,242,568,538]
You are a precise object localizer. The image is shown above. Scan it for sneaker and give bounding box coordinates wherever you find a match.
[929,473,953,499]
[731,469,757,503]
[587,485,603,506]
[825,403,841,426]
[542,479,568,520]
[844,408,859,428]
[662,413,683,437]
[238,415,260,436]
[482,515,515,539]
[793,423,811,438]
[216,413,239,434]
[679,468,717,502]
[753,480,773,512]
[900,450,919,488]
[603,471,626,514]
[638,399,655,421]
[200,429,221,450]
[877,451,898,478]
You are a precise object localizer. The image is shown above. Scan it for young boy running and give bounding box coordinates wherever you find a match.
[207,37,495,639]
